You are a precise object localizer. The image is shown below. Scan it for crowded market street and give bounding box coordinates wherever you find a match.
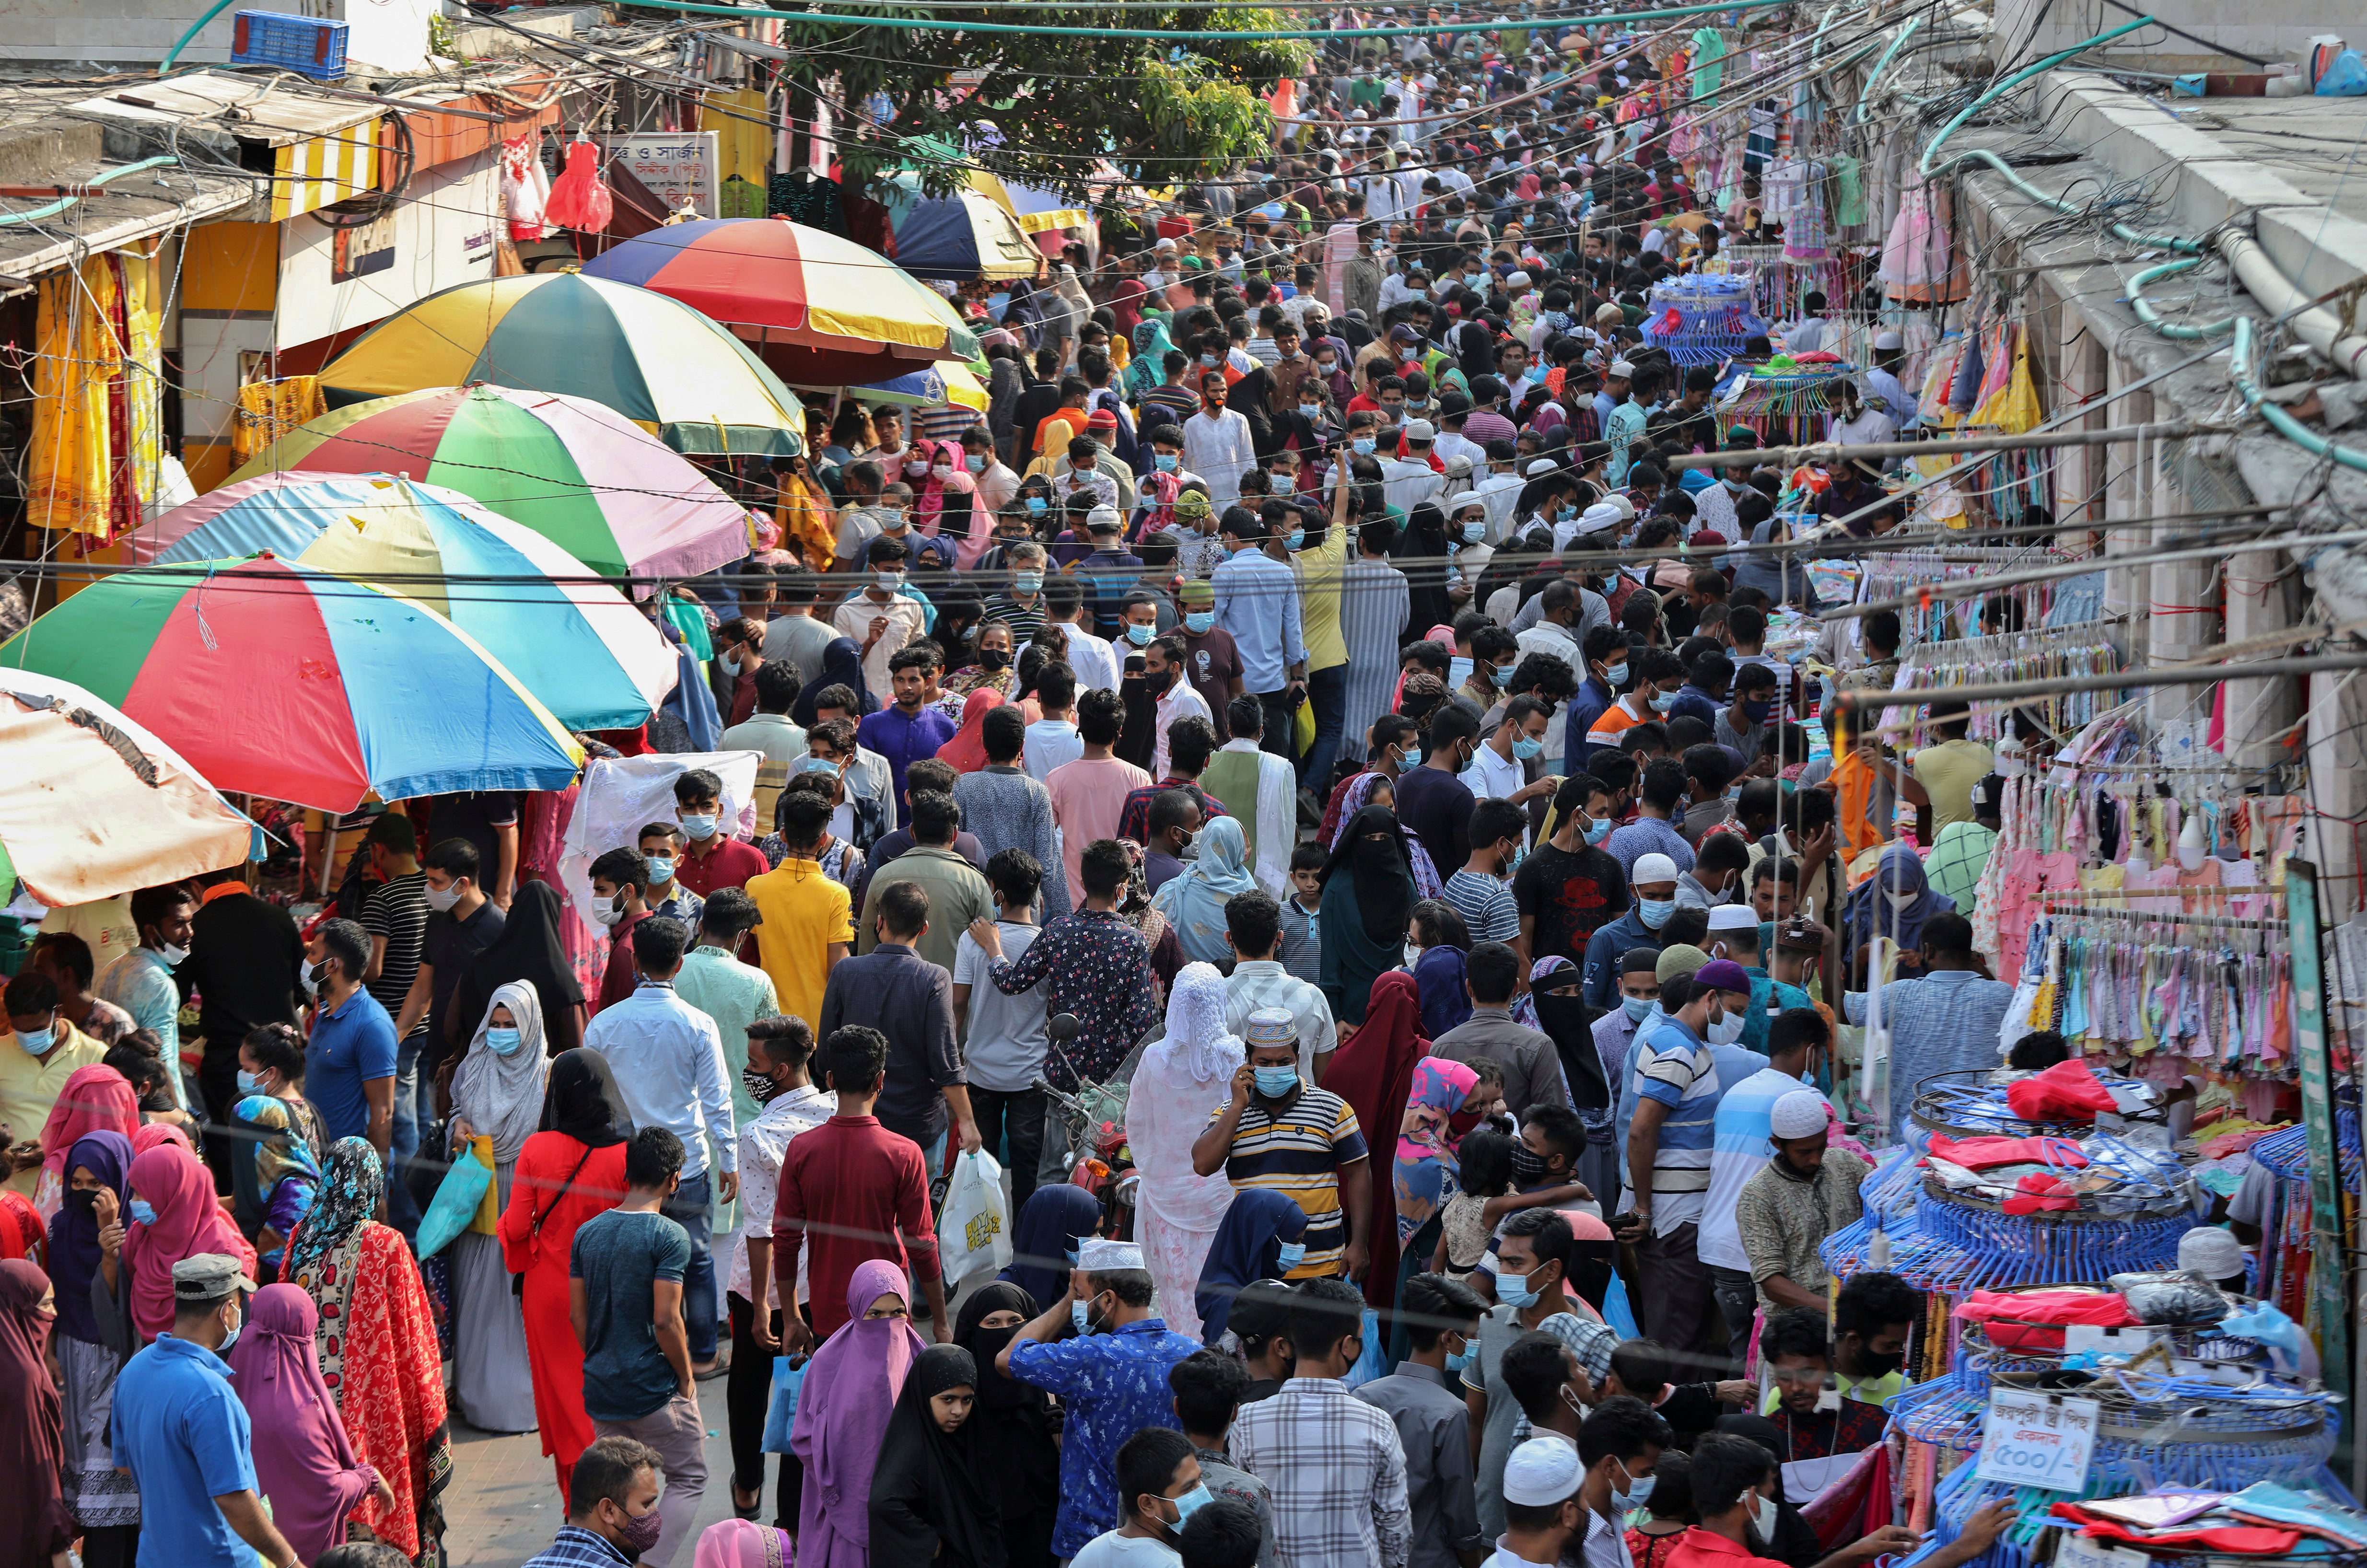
[5,0,2367,1566]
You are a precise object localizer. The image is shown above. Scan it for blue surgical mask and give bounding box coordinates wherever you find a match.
[235,1069,265,1094]
[1126,623,1156,647]
[1602,662,1629,686]
[1287,529,1306,551]
[1513,736,1544,760]
[1172,1484,1215,1525]
[1155,453,1178,472]
[680,813,719,840]
[1497,1269,1542,1309]
[1253,1066,1299,1098]
[1274,1240,1307,1271]
[1638,897,1674,930]
[646,855,676,885]
[1071,1298,1093,1335]
[1065,1245,1080,1265]
[1622,994,1656,1023]
[1462,520,1487,545]
[486,1027,525,1057]
[1014,570,1043,594]
[1185,611,1215,635]
[1449,656,1474,689]
[1650,692,1677,713]
[14,1025,54,1056]
[1584,815,1613,846]
[1025,496,1048,514]
[1614,1464,1654,1513]
[1446,1339,1476,1372]
[128,1198,156,1227]
[217,1319,241,1355]
[1353,437,1377,455]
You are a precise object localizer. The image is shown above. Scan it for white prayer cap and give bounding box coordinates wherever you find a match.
[1502,1437,1584,1506]
[1524,457,1559,477]
[1632,853,1679,884]
[1442,453,1477,478]
[1078,1238,1147,1271]
[1873,329,1905,351]
[1446,490,1485,514]
[1507,270,1532,287]
[1604,494,1636,520]
[1609,359,1638,377]
[1404,418,1436,441]
[1706,904,1760,931]
[1770,1091,1830,1140]
[2179,1227,2246,1280]
[1575,502,1621,534]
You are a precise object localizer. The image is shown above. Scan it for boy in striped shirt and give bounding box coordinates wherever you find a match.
[1192,1008,1372,1282]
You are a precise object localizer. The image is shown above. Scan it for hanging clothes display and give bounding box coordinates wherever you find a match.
[29,247,164,543]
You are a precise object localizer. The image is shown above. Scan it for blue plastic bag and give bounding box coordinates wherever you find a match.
[414,1140,493,1259]
[762,1355,807,1452]
[1343,1306,1388,1388]
[2317,49,2367,95]
[1603,1271,1641,1340]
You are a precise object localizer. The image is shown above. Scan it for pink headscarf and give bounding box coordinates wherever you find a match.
[935,687,1007,773]
[36,1065,138,1201]
[131,1123,193,1156]
[695,1520,794,1568]
[121,1144,257,1342]
[228,1284,377,1563]
[910,437,977,534]
[790,1259,929,1568]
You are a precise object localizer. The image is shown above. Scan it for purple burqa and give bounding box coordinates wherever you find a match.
[228,1283,380,1563]
[789,1257,927,1568]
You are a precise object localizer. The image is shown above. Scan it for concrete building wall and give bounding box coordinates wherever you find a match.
[1993,0,2331,69]
[0,0,437,72]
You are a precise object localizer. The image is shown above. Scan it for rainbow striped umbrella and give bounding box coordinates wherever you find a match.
[0,556,585,813]
[140,474,678,732]
[317,273,805,456]
[221,384,751,584]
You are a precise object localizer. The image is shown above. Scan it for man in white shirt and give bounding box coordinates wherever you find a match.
[1383,419,1447,515]
[1469,697,1554,808]
[1144,632,1215,779]
[1778,290,1831,356]
[1473,451,1527,542]
[830,534,930,701]
[1181,375,1257,511]
[1024,662,1085,784]
[1045,577,1121,694]
[1222,889,1337,1080]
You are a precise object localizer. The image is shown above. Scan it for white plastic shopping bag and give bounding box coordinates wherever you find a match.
[937,1150,1012,1283]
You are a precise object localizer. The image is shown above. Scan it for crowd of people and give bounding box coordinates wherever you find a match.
[0,3,2055,1568]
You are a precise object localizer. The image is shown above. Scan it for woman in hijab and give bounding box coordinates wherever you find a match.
[118,1141,254,1344]
[445,981,549,1434]
[498,1048,632,1501]
[281,1139,450,1561]
[1127,964,1244,1341]
[953,1284,1060,1567]
[48,1130,139,1562]
[936,687,1007,774]
[911,436,982,555]
[1151,817,1259,968]
[1319,804,1422,1026]
[940,619,1019,711]
[1320,968,1431,1308]
[0,1258,71,1568]
[692,1518,795,1568]
[1411,941,1474,1039]
[1324,772,1446,895]
[1127,318,1178,400]
[790,1259,931,1568]
[32,1063,137,1218]
[1841,841,1953,985]
[999,1184,1103,1311]
[773,451,840,569]
[129,1122,193,1156]
[229,1095,319,1277]
[1397,502,1460,638]
[792,637,876,728]
[1194,1190,1309,1347]
[1392,1057,1495,1260]
[869,1344,1004,1568]
[228,1284,387,1564]
[1112,836,1187,993]
[452,882,586,1060]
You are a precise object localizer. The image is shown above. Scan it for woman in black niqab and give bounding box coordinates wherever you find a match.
[867,1343,1005,1568]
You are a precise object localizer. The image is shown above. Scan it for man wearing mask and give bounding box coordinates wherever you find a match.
[1619,960,1753,1362]
[521,1437,668,1568]
[1183,374,1256,510]
[301,917,398,1157]
[669,767,768,898]
[1466,1208,1617,1534]
[1564,627,1630,769]
[0,969,108,1196]
[1579,851,1677,1011]
[94,883,198,1096]
[832,534,928,697]
[1489,1438,1587,1568]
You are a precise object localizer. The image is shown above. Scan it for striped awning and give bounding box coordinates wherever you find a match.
[272,124,379,222]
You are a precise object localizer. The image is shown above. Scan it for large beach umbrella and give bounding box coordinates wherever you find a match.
[140,474,677,732]
[781,361,990,414]
[0,671,254,906]
[886,188,1042,282]
[317,273,805,457]
[583,217,982,354]
[0,556,585,813]
[219,384,752,584]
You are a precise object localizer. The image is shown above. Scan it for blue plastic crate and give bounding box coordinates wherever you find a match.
[230,11,349,80]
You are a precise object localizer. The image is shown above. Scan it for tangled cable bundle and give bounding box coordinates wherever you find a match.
[1639,273,1769,363]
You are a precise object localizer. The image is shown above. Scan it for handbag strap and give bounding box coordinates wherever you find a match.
[528,1145,598,1248]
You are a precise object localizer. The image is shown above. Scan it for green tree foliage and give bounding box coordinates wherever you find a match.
[769,3,1313,198]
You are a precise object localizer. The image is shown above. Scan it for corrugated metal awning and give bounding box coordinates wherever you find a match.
[0,162,256,284]
[74,71,382,148]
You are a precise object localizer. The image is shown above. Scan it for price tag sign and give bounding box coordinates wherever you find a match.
[1975,1389,2099,1493]
[2055,1533,2148,1568]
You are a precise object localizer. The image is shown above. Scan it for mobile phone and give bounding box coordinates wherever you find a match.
[1610,1210,1638,1231]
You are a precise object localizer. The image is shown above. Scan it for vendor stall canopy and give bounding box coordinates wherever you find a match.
[0,671,255,907]
[0,554,584,813]
[316,271,805,457]
[140,473,678,732]
[218,383,752,586]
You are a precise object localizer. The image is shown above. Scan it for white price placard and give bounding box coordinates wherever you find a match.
[1974,1389,2099,1493]
[2054,1533,2148,1568]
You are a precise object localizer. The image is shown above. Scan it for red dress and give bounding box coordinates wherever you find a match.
[499,1131,629,1498]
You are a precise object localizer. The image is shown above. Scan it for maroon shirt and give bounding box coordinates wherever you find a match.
[773,1113,941,1339]
[595,909,647,1016]
[676,834,770,898]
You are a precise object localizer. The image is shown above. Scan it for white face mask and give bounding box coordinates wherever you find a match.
[1885,886,1917,910]
[1708,1008,1746,1045]
[1750,1494,1781,1544]
[157,941,189,965]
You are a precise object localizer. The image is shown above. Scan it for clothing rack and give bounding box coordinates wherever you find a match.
[1894,622,2124,740]
[2040,896,2289,931]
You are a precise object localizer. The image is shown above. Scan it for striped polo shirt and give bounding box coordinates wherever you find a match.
[1626,1015,1723,1235]
[1211,1086,1369,1278]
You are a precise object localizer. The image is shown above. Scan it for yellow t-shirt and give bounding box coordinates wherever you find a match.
[743,860,854,1035]
[1296,523,1349,673]
[1911,738,1994,831]
[0,1020,108,1196]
